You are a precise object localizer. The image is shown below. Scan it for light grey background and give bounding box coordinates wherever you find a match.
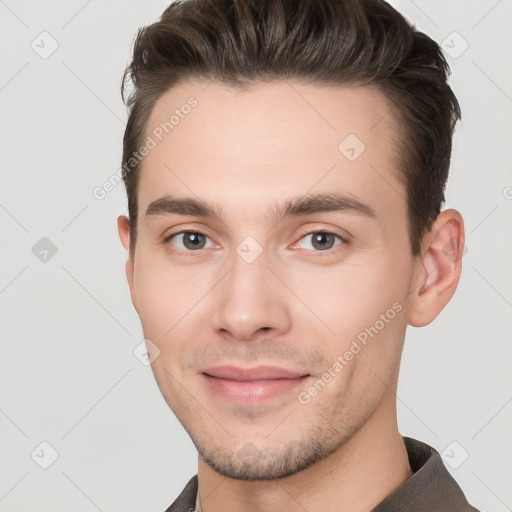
[0,0,510,510]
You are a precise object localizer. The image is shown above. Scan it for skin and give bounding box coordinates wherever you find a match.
[118,79,464,512]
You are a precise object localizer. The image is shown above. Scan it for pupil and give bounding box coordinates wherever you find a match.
[313,232,334,250]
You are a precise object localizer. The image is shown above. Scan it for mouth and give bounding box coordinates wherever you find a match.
[201,365,311,404]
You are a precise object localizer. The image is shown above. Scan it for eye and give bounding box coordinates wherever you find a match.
[293,230,347,252]
[165,231,215,251]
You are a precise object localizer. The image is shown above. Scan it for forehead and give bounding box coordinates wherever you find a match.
[138,79,405,222]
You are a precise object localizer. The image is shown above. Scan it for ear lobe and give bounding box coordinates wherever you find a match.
[408,209,465,327]
[117,215,137,311]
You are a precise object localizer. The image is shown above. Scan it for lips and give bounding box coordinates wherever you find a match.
[201,365,311,405]
[202,365,309,381]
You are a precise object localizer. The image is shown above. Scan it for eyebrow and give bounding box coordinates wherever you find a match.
[144,192,377,224]
[270,192,377,222]
[145,195,224,221]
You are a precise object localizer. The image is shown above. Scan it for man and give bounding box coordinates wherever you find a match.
[117,0,479,510]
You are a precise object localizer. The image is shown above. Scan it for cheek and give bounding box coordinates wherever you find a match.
[133,255,192,321]
[291,258,408,330]
[132,256,214,357]
[133,269,168,330]
[285,256,410,384]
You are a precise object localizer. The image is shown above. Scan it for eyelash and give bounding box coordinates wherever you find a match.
[163,229,349,256]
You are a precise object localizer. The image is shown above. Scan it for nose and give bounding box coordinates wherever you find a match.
[210,248,292,342]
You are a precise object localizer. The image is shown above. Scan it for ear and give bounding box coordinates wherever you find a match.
[408,209,465,327]
[117,215,138,311]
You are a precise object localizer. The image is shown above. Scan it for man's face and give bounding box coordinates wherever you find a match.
[122,80,421,480]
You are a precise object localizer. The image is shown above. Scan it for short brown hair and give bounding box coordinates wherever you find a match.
[121,0,461,256]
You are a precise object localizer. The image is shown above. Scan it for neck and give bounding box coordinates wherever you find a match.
[196,394,412,512]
